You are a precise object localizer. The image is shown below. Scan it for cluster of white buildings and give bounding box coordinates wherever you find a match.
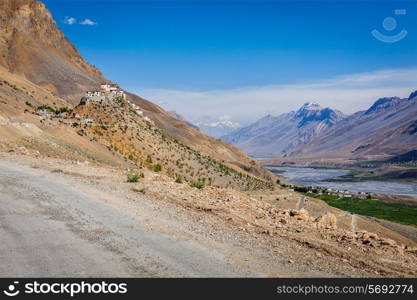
[36,109,68,118]
[286,183,370,199]
[128,101,144,116]
[313,187,369,199]
[126,100,153,123]
[74,114,94,125]
[80,83,154,124]
[100,83,119,93]
[82,83,126,103]
[325,188,354,198]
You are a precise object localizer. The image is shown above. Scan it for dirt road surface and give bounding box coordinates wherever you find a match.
[3,157,412,278]
[0,160,253,277]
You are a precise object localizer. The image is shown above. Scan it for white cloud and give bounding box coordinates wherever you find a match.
[64,17,98,26]
[79,19,97,26]
[64,16,77,25]
[133,68,417,124]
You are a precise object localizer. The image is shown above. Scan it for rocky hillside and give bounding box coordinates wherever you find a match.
[124,92,272,182]
[0,0,273,188]
[223,102,345,158]
[69,96,272,190]
[0,0,104,103]
[168,111,199,130]
[294,91,417,160]
[386,150,417,164]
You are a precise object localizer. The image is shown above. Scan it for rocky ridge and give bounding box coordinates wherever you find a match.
[223,102,345,157]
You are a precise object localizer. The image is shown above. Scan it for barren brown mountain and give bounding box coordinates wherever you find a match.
[0,0,104,102]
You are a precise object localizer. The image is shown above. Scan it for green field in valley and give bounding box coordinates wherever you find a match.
[305,193,417,227]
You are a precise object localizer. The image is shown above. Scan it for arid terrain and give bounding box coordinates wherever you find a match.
[1,151,417,277]
[0,0,417,278]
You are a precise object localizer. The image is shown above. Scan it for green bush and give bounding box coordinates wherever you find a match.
[127,174,140,183]
[294,186,308,193]
[191,181,204,189]
[153,164,162,172]
[37,105,55,113]
[55,107,68,114]
[175,176,183,184]
[146,155,153,164]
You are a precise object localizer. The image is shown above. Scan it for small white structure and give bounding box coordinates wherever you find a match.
[101,83,119,92]
[114,90,126,100]
[99,83,126,99]
[86,91,101,97]
[100,84,111,92]
[84,90,106,102]
[36,109,51,116]
[81,118,94,124]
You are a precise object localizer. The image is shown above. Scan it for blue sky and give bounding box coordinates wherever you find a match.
[44,0,417,123]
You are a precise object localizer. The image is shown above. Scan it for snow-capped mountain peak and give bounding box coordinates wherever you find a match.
[198,120,240,129]
[301,102,321,109]
[196,118,242,138]
[222,102,345,157]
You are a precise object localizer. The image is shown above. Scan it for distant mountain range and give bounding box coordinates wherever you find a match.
[168,111,242,138]
[294,92,417,159]
[223,92,417,160]
[222,102,345,157]
[196,119,242,138]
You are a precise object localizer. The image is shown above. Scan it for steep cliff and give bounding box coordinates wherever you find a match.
[0,0,104,103]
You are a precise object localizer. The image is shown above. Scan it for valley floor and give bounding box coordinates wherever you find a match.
[1,153,417,277]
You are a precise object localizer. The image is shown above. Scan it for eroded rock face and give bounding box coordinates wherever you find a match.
[0,0,104,103]
[315,212,338,229]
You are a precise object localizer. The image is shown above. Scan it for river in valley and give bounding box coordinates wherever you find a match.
[267,166,417,198]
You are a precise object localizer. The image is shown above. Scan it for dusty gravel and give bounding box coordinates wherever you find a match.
[0,159,256,277]
[1,154,416,277]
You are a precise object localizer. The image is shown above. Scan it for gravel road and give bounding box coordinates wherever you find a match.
[0,160,253,277]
